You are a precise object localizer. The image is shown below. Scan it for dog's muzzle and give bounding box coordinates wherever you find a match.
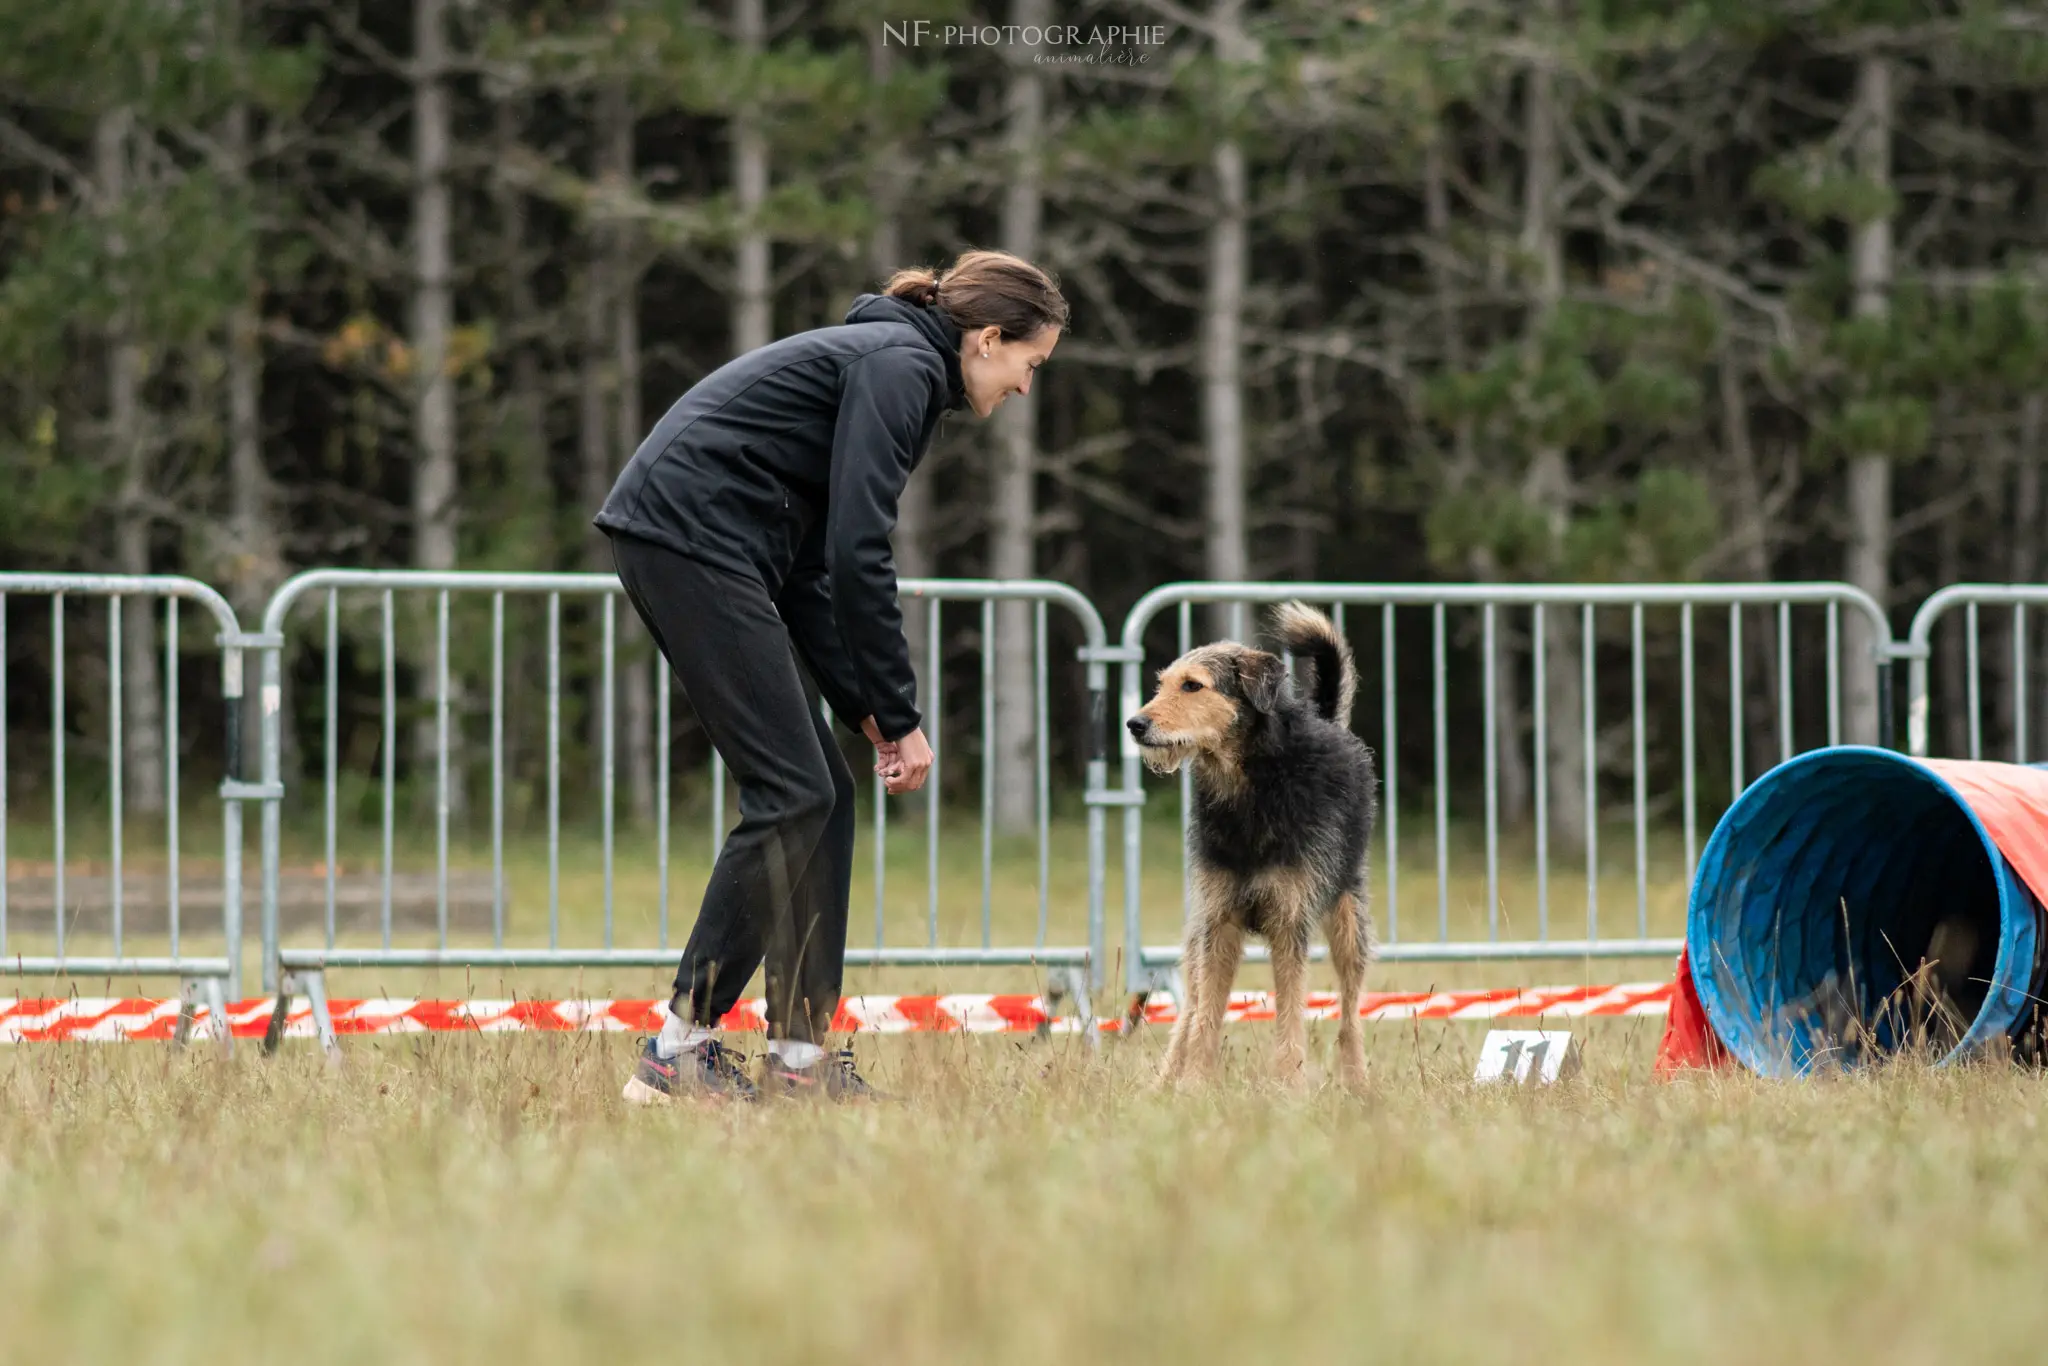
[1127,715,1187,773]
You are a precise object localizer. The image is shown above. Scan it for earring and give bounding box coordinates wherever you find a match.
[982,348,989,358]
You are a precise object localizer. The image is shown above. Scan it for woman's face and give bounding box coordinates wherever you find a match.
[961,325,1060,417]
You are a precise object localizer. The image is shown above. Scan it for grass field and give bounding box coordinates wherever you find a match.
[6,1021,2048,1363]
[10,798,2048,1360]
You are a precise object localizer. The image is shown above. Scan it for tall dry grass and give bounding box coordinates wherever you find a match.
[3,1021,2046,1363]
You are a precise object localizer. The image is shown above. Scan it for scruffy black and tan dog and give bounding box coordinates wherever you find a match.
[1126,603,1380,1091]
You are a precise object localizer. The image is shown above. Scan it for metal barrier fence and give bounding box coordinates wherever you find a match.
[1904,585,2048,761]
[251,570,1112,1050]
[24,567,2042,1044]
[0,573,257,1036]
[1112,582,1897,997]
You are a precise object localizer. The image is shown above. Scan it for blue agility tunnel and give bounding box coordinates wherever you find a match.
[1686,747,2048,1077]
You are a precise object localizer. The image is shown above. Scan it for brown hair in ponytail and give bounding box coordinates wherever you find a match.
[882,249,1069,341]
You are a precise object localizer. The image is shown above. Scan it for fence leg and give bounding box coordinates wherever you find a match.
[261,975,296,1057]
[203,976,232,1055]
[1063,966,1096,1049]
[1878,658,1897,751]
[173,979,199,1050]
[303,970,341,1064]
[1041,967,1099,1048]
[1119,967,1179,1039]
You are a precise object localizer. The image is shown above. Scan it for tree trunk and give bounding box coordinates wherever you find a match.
[1520,28,1585,855]
[2004,396,2044,757]
[491,94,549,534]
[2024,101,2048,756]
[1995,96,2048,758]
[598,78,655,826]
[409,0,457,570]
[615,291,655,825]
[1202,133,1249,638]
[1936,452,1969,758]
[1492,612,1530,829]
[577,236,613,796]
[228,294,277,778]
[1200,0,1254,640]
[1430,128,1528,825]
[1842,54,1894,749]
[410,0,465,819]
[577,246,612,573]
[1717,347,1782,765]
[489,90,545,809]
[989,0,1047,835]
[225,95,291,792]
[1470,545,1531,830]
[1530,457,1587,857]
[98,108,165,816]
[732,0,771,359]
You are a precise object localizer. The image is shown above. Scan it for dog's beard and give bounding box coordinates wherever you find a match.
[1138,740,1193,776]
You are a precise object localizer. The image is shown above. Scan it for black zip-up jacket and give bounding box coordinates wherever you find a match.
[594,293,965,743]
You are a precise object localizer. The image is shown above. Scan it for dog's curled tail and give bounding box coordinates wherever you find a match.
[1272,601,1357,729]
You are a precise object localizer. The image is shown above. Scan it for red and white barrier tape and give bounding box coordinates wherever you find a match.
[0,982,1671,1043]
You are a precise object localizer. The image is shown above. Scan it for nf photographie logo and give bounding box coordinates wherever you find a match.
[881,20,1171,63]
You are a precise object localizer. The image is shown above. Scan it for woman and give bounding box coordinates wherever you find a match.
[598,249,1067,1104]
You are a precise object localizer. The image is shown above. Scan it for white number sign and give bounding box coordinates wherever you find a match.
[1473,1029,1581,1084]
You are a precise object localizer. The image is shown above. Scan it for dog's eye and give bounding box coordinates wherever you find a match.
[1181,679,1203,693]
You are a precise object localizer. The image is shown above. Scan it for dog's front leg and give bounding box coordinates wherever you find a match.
[1156,922,1205,1087]
[1185,919,1243,1083]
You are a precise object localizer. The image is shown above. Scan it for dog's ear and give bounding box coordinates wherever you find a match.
[1240,650,1288,716]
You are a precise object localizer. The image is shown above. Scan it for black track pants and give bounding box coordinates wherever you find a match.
[609,533,857,1043]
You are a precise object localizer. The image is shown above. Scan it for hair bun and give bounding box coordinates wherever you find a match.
[882,266,944,307]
